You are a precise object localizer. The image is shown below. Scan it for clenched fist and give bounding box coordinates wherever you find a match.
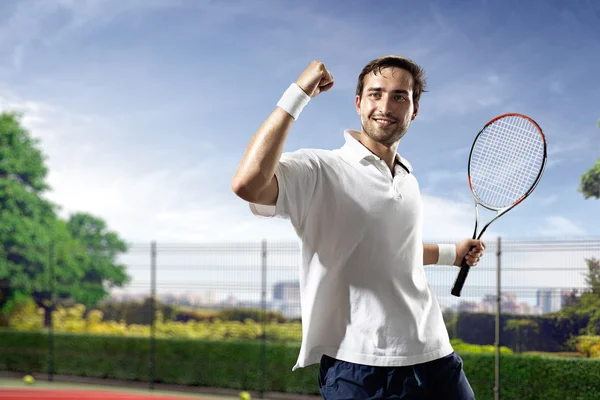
[296,60,335,98]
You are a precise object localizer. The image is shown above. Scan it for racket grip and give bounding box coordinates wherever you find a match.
[451,257,472,297]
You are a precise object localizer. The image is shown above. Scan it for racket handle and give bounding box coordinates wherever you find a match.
[451,255,472,297]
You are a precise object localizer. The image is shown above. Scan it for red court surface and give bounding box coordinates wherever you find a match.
[0,389,212,400]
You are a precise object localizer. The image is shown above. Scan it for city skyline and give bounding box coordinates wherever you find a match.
[108,281,577,319]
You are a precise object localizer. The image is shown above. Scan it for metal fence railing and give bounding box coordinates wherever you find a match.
[1,236,599,398]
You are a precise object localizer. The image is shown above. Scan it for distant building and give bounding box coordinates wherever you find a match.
[457,292,540,316]
[536,289,563,313]
[273,281,301,318]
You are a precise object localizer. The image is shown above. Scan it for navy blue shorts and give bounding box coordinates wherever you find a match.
[318,352,474,400]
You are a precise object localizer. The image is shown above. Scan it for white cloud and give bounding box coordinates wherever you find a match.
[2,86,487,247]
[2,90,275,244]
[421,194,490,241]
[538,216,585,237]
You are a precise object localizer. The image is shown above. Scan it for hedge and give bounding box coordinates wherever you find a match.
[1,329,600,399]
[456,312,590,352]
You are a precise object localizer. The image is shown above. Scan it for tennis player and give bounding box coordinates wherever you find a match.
[231,56,485,399]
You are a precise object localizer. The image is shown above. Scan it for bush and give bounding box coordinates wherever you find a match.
[2,329,600,399]
[566,335,600,358]
[5,303,302,342]
[451,338,513,354]
[456,312,589,353]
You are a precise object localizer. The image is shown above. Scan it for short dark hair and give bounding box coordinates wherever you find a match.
[356,55,427,104]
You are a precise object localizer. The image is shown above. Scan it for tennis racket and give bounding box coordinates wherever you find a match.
[451,113,547,297]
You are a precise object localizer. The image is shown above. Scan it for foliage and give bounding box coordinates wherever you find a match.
[579,159,600,199]
[458,259,600,353]
[565,335,600,358]
[0,111,49,192]
[577,119,600,199]
[450,338,512,354]
[0,111,72,313]
[6,302,303,342]
[583,257,600,295]
[96,299,177,326]
[2,330,600,399]
[65,213,130,307]
[91,301,288,326]
[2,303,517,350]
[561,258,600,334]
[504,318,540,353]
[0,111,130,316]
[456,312,589,352]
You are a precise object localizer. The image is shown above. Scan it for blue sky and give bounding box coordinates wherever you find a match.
[0,0,598,308]
[0,1,598,249]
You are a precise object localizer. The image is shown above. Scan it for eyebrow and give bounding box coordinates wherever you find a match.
[366,87,410,95]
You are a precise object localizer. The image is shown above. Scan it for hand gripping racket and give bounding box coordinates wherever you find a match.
[451,113,547,297]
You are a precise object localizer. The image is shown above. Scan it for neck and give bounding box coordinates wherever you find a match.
[358,133,399,172]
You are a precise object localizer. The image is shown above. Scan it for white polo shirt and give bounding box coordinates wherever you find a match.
[250,129,453,371]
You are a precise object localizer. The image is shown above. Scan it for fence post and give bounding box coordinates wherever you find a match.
[494,236,502,400]
[48,240,55,382]
[260,239,267,398]
[149,241,157,390]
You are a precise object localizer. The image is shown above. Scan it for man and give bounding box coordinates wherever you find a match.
[231,56,485,399]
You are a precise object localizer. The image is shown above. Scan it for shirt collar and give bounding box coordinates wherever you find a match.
[340,129,413,173]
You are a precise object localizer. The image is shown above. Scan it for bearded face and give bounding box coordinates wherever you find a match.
[355,67,418,145]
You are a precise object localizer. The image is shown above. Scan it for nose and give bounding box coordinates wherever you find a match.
[378,94,393,115]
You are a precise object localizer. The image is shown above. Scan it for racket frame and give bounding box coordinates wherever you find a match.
[450,113,547,297]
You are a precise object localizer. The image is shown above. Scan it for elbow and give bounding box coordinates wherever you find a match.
[231,176,259,203]
[231,176,248,198]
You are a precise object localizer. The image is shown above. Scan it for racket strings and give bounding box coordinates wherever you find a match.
[470,115,545,209]
[472,118,543,205]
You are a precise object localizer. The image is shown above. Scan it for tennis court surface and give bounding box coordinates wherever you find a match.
[0,389,221,399]
[0,377,247,400]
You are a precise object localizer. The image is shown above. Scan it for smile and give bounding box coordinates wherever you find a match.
[374,119,396,127]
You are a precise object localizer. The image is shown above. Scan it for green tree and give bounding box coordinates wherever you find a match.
[584,257,600,295]
[0,111,130,324]
[0,111,64,314]
[561,258,600,335]
[578,120,600,199]
[579,159,600,200]
[504,319,540,353]
[65,212,130,307]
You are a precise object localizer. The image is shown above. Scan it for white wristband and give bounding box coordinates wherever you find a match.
[437,244,457,266]
[277,83,310,120]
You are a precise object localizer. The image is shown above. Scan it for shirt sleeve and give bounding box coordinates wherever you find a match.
[249,150,319,232]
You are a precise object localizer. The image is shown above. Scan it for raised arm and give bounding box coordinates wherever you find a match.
[230,107,294,206]
[230,60,334,206]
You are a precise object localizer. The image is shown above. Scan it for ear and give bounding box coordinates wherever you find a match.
[411,102,419,120]
[355,95,361,115]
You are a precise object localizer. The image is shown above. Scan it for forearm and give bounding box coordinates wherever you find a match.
[423,244,439,265]
[231,107,294,202]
